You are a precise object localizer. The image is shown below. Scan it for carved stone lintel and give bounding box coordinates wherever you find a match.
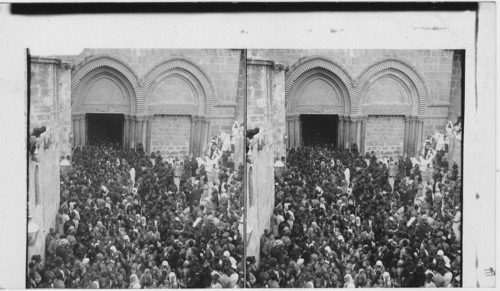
[135,115,148,123]
[362,104,412,115]
[148,104,198,115]
[293,105,344,115]
[81,104,130,114]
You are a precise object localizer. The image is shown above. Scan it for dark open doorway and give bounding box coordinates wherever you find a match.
[301,114,339,147]
[87,114,124,147]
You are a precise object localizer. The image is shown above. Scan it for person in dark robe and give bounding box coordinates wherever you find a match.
[405,154,413,177]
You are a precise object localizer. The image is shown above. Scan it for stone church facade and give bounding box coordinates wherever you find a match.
[58,49,245,158]
[249,49,463,158]
[245,49,463,265]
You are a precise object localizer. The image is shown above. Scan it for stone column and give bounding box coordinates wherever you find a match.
[123,114,130,149]
[287,116,295,148]
[414,118,424,157]
[79,113,86,146]
[142,115,149,153]
[294,116,301,147]
[356,117,362,147]
[338,115,344,150]
[360,116,367,154]
[193,116,202,157]
[408,116,418,157]
[135,115,144,148]
[189,116,195,155]
[145,115,153,154]
[350,116,357,148]
[129,116,136,149]
[201,117,211,155]
[403,116,410,156]
[141,116,148,147]
[73,114,81,147]
[344,116,351,150]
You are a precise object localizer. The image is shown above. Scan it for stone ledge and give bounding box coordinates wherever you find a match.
[214,102,238,107]
[428,102,451,107]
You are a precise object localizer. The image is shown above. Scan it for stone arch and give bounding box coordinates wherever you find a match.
[72,55,140,114]
[141,57,215,115]
[286,56,355,114]
[357,58,428,116]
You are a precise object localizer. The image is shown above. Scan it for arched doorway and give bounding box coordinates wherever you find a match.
[357,59,428,157]
[72,57,139,148]
[142,58,215,158]
[286,57,354,149]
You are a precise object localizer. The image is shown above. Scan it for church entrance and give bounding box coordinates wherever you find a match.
[300,115,339,147]
[86,114,124,147]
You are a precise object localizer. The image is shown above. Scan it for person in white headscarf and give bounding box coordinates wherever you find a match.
[344,274,355,288]
[344,166,350,184]
[130,274,141,289]
[129,166,136,186]
[167,272,179,289]
[382,271,393,287]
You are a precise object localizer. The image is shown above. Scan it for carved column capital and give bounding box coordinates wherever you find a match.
[76,113,86,121]
[272,62,288,71]
[136,115,148,123]
[192,115,202,123]
[349,115,363,123]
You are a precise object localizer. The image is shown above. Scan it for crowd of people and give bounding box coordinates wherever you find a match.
[28,130,245,288]
[250,143,462,288]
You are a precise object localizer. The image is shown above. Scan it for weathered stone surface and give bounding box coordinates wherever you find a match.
[246,63,286,265]
[250,49,456,107]
[28,60,65,265]
[365,116,405,158]
[150,115,191,159]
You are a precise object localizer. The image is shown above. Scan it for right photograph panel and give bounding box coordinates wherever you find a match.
[246,49,463,288]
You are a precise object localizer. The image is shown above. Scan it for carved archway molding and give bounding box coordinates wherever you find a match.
[356,58,428,116]
[285,56,429,156]
[141,57,215,115]
[286,56,429,116]
[285,56,356,114]
[71,54,141,113]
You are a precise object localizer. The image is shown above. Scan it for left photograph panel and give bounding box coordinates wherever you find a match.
[26,49,246,288]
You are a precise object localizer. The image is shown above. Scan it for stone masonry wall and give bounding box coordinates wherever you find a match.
[150,115,191,159]
[60,49,241,104]
[449,50,463,120]
[246,64,277,265]
[58,66,72,156]
[249,49,455,105]
[271,68,287,159]
[250,49,460,155]
[28,60,62,265]
[364,116,405,158]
